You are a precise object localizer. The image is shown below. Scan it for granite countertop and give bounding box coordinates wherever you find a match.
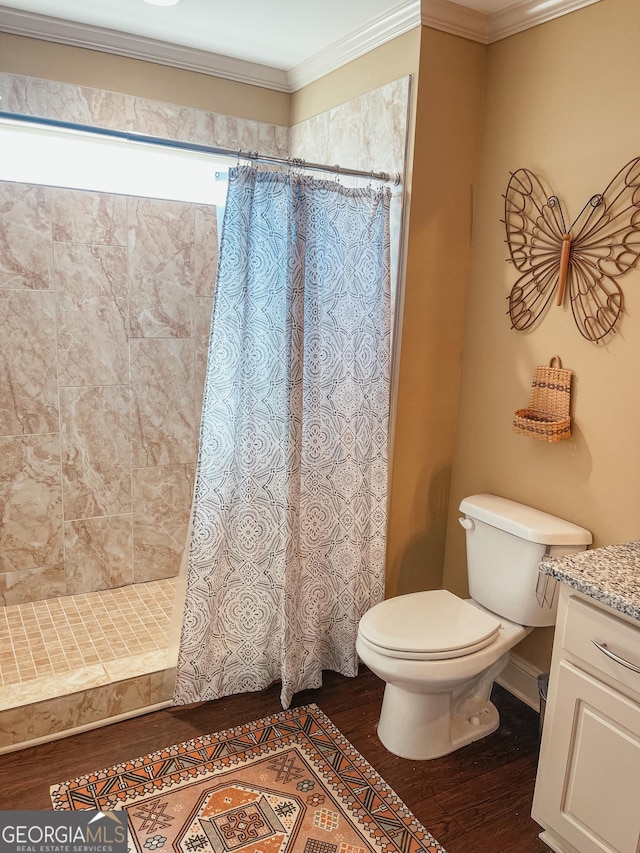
[540,541,640,622]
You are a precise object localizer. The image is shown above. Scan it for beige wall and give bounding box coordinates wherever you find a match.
[0,32,289,125]
[0,28,420,130]
[386,27,486,598]
[443,0,640,670]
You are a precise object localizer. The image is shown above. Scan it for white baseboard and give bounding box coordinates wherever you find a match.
[496,651,544,712]
[538,830,578,853]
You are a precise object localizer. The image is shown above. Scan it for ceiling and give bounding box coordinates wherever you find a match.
[0,0,600,91]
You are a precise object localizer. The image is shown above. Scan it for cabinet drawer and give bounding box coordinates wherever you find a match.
[563,594,640,700]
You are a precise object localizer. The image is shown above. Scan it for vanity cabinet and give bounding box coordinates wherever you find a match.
[532,583,640,853]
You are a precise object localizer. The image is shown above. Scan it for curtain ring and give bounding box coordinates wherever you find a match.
[334,164,341,183]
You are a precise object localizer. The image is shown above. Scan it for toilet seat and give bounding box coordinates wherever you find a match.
[358,589,501,661]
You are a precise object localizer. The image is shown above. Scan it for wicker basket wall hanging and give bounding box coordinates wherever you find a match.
[513,356,572,442]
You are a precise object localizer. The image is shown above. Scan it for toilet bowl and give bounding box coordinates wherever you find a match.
[356,590,531,759]
[357,494,592,761]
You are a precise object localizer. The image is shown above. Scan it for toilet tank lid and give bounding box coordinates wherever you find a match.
[459,494,592,545]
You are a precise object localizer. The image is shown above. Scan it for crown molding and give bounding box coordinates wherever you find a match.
[422,0,488,42]
[488,0,602,42]
[422,0,602,45]
[0,5,290,92]
[287,0,421,92]
[0,1,420,94]
[0,0,603,92]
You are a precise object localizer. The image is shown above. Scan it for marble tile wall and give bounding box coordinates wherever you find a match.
[0,71,290,607]
[0,181,216,604]
[0,72,290,155]
[289,77,410,185]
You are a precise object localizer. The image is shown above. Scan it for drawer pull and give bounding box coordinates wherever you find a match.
[592,640,640,675]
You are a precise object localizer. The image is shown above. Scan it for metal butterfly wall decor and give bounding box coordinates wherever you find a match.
[504,158,640,342]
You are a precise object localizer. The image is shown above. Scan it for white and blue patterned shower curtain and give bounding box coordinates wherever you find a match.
[173,166,391,709]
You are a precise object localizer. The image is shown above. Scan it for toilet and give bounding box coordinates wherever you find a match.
[356,494,592,760]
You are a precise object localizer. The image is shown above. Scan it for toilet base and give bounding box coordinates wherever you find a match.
[377,685,500,760]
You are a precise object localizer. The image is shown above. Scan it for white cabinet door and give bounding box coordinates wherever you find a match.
[533,660,640,853]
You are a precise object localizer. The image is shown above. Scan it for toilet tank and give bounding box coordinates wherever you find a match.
[459,494,592,627]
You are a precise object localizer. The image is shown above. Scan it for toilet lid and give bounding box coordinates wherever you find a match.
[358,589,501,660]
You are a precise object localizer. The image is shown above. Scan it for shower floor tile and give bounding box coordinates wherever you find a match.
[0,578,176,696]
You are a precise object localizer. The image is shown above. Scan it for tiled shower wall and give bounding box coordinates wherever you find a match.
[290,76,409,182]
[0,71,290,607]
[0,181,218,605]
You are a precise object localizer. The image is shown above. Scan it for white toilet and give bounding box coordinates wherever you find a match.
[356,494,592,760]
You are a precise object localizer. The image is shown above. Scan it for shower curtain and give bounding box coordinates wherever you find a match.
[173,166,391,709]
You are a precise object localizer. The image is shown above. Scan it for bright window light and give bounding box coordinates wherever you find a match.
[0,119,229,206]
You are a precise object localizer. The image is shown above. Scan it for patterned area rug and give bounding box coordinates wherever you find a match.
[50,704,446,853]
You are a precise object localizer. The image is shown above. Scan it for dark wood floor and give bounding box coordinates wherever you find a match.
[0,667,548,852]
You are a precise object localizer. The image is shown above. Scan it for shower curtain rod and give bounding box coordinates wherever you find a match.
[0,111,402,186]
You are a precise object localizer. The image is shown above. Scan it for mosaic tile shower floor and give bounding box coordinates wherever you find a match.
[0,577,176,711]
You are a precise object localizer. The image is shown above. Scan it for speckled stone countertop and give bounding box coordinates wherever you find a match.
[540,541,640,622]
